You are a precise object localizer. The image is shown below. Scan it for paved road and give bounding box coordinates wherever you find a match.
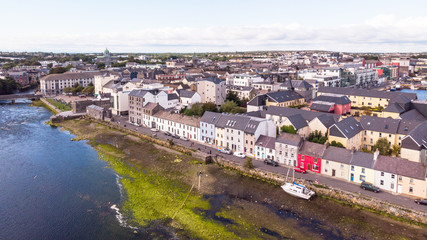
[111,116,427,213]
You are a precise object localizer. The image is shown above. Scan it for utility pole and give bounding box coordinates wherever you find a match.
[198,171,202,191]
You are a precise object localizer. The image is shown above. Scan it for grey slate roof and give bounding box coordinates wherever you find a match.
[247,95,267,106]
[399,109,427,121]
[316,114,339,128]
[265,90,303,103]
[255,135,276,149]
[215,114,251,131]
[200,111,222,124]
[330,116,362,139]
[312,94,351,105]
[404,121,427,149]
[374,156,427,180]
[318,86,417,100]
[42,71,101,81]
[87,104,104,111]
[310,102,334,112]
[287,114,308,130]
[200,77,223,84]
[350,151,375,168]
[280,80,313,89]
[266,106,341,122]
[244,119,262,134]
[168,93,179,101]
[383,103,405,113]
[299,141,325,157]
[396,119,423,135]
[177,89,196,98]
[276,132,302,146]
[129,89,148,98]
[360,116,400,134]
[322,146,352,164]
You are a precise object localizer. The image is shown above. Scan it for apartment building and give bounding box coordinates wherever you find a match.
[196,77,226,105]
[40,72,100,95]
[329,116,363,150]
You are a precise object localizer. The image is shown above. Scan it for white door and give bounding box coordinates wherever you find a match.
[397,184,402,194]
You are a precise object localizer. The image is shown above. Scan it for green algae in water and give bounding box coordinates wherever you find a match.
[96,144,253,239]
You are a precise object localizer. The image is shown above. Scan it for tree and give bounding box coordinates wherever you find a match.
[97,63,105,69]
[330,140,344,148]
[63,87,73,93]
[372,138,392,156]
[82,85,94,95]
[307,130,327,144]
[220,100,246,114]
[244,157,254,169]
[0,77,19,95]
[392,144,401,157]
[226,91,241,106]
[49,67,68,74]
[202,102,218,113]
[280,125,297,134]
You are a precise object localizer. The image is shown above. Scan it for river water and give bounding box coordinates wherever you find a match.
[0,101,138,240]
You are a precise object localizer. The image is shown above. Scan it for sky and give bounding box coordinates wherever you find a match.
[1,0,427,53]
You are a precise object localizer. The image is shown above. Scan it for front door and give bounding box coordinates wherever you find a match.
[307,164,311,171]
[332,169,336,177]
[350,173,354,181]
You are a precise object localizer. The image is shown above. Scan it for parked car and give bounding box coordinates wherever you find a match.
[164,131,172,136]
[294,167,307,174]
[180,136,189,141]
[218,146,232,155]
[415,199,427,205]
[172,134,180,139]
[360,182,380,193]
[264,159,278,167]
[233,152,245,158]
[150,128,159,132]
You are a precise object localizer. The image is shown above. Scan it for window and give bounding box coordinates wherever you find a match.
[351,166,354,171]
[362,168,365,174]
[312,165,319,171]
[380,180,384,185]
[409,187,413,193]
[398,176,402,181]
[381,172,384,177]
[360,175,366,181]
[326,161,329,165]
[391,174,395,179]
[301,155,305,160]
[340,164,344,169]
[300,162,304,168]
[410,179,414,184]
[391,183,394,189]
[379,133,382,137]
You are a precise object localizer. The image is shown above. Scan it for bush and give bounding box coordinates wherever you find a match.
[280,125,297,134]
[330,140,344,148]
[307,130,327,144]
[244,157,254,169]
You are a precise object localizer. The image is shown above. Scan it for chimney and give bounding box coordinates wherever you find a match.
[373,149,380,161]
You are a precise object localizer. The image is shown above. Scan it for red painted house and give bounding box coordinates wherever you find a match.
[297,141,324,173]
[310,93,351,115]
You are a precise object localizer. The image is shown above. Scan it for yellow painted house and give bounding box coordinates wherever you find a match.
[328,116,363,150]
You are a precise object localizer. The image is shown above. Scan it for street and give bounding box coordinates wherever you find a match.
[111,115,427,213]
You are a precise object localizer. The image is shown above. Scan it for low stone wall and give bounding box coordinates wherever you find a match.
[41,98,61,113]
[213,155,427,225]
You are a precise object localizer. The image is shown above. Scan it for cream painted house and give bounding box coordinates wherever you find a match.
[322,146,352,181]
[348,151,377,184]
[329,116,363,150]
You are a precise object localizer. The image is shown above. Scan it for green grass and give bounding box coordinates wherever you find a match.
[94,143,248,239]
[46,98,72,111]
[30,100,58,114]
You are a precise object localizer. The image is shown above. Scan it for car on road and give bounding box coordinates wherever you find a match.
[150,128,159,132]
[172,134,180,139]
[164,131,172,136]
[263,159,278,167]
[180,136,189,141]
[294,167,307,174]
[233,152,245,158]
[360,182,380,193]
[415,199,427,205]
[218,146,232,154]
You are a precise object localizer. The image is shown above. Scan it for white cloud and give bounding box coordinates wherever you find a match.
[1,14,427,52]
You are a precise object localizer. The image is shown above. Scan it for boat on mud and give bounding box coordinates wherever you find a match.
[281,182,315,200]
[282,167,315,200]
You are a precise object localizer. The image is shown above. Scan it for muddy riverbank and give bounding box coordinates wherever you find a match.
[57,119,427,239]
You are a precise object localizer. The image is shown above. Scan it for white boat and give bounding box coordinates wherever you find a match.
[281,182,315,200]
[281,167,315,200]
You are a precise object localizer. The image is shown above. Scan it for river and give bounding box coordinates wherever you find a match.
[0,100,138,240]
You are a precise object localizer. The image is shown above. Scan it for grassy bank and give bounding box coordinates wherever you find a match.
[30,100,58,114]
